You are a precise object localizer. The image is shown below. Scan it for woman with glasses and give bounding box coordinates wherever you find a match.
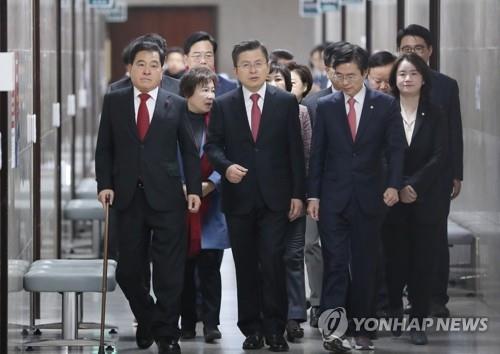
[266,62,312,343]
[383,53,447,345]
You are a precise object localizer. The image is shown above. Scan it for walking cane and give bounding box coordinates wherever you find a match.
[98,196,112,354]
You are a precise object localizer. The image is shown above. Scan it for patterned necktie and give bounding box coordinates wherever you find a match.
[137,93,150,141]
[347,97,357,141]
[250,93,261,142]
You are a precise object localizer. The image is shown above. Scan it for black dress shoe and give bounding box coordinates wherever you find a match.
[203,326,222,343]
[410,329,428,345]
[135,322,154,349]
[242,334,264,350]
[430,303,450,318]
[265,334,289,352]
[323,335,351,353]
[286,320,304,342]
[310,306,320,328]
[180,327,196,340]
[156,337,181,354]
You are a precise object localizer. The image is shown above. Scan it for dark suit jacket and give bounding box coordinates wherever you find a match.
[430,70,463,182]
[215,74,238,97]
[95,87,201,211]
[108,74,180,95]
[308,88,406,216]
[204,85,306,215]
[302,86,334,127]
[386,99,448,224]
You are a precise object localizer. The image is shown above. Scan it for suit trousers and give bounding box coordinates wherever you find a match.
[432,181,453,306]
[181,249,224,329]
[304,216,323,307]
[318,197,382,334]
[383,214,437,320]
[115,187,187,340]
[226,205,289,337]
[285,216,307,322]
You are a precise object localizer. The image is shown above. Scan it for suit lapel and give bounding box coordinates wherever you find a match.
[411,102,426,143]
[354,88,374,143]
[233,88,254,143]
[125,87,139,141]
[257,85,276,143]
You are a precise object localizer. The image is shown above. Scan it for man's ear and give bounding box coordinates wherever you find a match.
[428,45,433,58]
[127,64,132,73]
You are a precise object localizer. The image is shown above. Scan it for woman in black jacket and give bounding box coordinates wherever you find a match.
[383,53,447,345]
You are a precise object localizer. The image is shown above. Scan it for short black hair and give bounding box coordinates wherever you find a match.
[123,33,167,65]
[180,67,218,98]
[397,24,433,48]
[165,46,184,58]
[329,43,369,73]
[270,49,294,62]
[183,31,218,55]
[129,40,165,66]
[231,40,269,67]
[389,53,432,100]
[368,51,397,69]
[287,62,313,98]
[322,41,350,67]
[268,62,292,92]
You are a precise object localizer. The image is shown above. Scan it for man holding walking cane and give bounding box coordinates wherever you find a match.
[95,39,201,354]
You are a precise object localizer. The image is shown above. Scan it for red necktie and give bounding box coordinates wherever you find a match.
[347,97,357,141]
[137,93,150,141]
[250,93,261,142]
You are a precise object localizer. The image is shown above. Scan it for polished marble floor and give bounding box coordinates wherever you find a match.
[8,250,500,353]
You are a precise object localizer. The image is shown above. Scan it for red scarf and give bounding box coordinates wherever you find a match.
[186,113,213,258]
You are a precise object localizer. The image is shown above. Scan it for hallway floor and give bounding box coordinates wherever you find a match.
[8,250,500,353]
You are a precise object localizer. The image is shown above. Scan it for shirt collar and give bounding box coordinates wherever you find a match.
[133,86,159,102]
[242,82,267,103]
[344,84,366,105]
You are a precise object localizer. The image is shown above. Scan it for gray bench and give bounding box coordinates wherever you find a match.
[23,259,117,350]
[63,199,104,257]
[448,220,477,268]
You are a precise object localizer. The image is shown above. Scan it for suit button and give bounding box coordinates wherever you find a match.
[352,152,357,157]
[140,145,144,149]
[254,148,259,152]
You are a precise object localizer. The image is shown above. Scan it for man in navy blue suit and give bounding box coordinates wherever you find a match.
[183,31,238,96]
[397,24,464,318]
[307,44,406,352]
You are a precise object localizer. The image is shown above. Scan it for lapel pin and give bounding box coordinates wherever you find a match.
[370,105,374,109]
[421,112,425,116]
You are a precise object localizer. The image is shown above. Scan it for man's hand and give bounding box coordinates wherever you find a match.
[383,187,399,206]
[399,185,417,204]
[307,199,320,221]
[202,181,216,198]
[187,194,201,213]
[225,164,248,183]
[288,199,303,222]
[451,179,462,199]
[98,189,114,208]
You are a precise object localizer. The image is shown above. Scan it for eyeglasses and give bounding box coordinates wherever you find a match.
[400,45,427,55]
[189,52,214,62]
[237,61,266,71]
[332,73,359,83]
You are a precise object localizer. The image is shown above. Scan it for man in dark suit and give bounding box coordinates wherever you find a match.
[95,40,201,354]
[183,31,238,96]
[397,24,464,318]
[300,40,347,329]
[204,40,305,352]
[307,44,405,352]
[108,33,180,95]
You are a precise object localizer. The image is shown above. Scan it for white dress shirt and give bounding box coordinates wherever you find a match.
[400,103,417,146]
[343,84,366,130]
[133,86,158,123]
[242,83,267,129]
